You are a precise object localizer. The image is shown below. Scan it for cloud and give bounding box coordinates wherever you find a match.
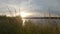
[0,0,60,17]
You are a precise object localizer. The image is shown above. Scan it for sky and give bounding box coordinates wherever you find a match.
[0,0,60,17]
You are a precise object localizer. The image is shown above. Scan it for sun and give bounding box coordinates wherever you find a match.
[20,12,30,17]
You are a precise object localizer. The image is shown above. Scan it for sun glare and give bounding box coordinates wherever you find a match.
[20,12,30,17]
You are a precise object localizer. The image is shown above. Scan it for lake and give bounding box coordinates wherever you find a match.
[22,19,60,26]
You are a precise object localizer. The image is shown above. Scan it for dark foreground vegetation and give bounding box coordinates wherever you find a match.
[0,16,60,34]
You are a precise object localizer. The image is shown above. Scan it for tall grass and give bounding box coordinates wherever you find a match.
[0,16,60,34]
[0,7,60,34]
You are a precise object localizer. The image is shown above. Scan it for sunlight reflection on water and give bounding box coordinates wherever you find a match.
[22,19,25,26]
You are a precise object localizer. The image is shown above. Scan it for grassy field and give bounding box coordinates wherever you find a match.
[0,16,60,34]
